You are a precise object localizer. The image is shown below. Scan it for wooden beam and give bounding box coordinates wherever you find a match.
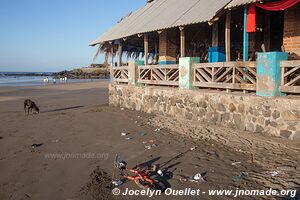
[180,27,185,57]
[144,34,149,65]
[110,43,114,67]
[225,11,231,62]
[212,22,218,47]
[264,11,271,51]
[118,40,122,67]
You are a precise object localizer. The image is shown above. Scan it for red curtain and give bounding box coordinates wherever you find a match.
[246,0,300,33]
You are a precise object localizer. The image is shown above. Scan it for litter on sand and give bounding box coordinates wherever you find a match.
[120,108,124,111]
[31,143,43,148]
[125,137,133,140]
[121,132,128,136]
[139,132,146,136]
[179,172,207,183]
[191,172,207,183]
[190,147,197,151]
[154,128,161,132]
[157,169,164,176]
[231,161,242,166]
[270,171,279,177]
[232,172,248,182]
[112,179,123,187]
[144,143,159,150]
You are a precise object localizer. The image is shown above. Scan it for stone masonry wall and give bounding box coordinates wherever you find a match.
[283,3,300,58]
[109,84,300,140]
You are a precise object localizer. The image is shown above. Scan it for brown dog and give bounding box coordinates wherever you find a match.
[24,99,39,115]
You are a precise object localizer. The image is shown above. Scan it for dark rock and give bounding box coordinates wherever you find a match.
[255,125,264,133]
[270,121,277,127]
[272,110,280,120]
[233,114,244,130]
[228,103,236,112]
[198,108,206,118]
[186,112,193,120]
[238,104,245,113]
[198,101,207,108]
[116,89,123,96]
[280,130,292,138]
[217,103,226,112]
[223,113,230,121]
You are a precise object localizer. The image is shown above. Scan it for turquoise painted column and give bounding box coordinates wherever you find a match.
[256,52,288,96]
[179,57,200,89]
[128,61,137,86]
[243,5,249,61]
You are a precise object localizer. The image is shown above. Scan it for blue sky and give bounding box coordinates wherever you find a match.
[0,0,145,72]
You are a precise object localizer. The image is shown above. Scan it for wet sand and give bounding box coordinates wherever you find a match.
[0,81,299,200]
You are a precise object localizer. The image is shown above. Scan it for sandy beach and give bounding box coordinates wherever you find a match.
[0,81,299,200]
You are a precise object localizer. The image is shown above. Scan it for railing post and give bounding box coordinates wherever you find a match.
[256,52,288,96]
[179,57,200,89]
[128,61,137,86]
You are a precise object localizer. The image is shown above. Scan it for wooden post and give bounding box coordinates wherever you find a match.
[264,12,271,51]
[225,11,231,62]
[110,43,114,67]
[144,34,149,65]
[212,22,218,47]
[180,27,185,57]
[118,40,122,67]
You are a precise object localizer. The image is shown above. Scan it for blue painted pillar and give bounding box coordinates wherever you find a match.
[243,5,249,61]
[128,61,137,86]
[179,57,200,89]
[256,52,288,96]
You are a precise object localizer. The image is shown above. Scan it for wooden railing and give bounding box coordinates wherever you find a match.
[281,60,300,94]
[112,66,129,83]
[193,61,257,91]
[137,64,179,86]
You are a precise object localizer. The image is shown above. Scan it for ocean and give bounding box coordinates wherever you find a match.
[0,72,54,86]
[0,72,96,87]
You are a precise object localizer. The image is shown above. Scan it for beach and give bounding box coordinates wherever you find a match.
[0,81,299,200]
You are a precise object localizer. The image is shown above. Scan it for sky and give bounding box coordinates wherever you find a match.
[0,0,145,72]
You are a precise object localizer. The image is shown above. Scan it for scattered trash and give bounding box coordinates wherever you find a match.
[31,143,43,148]
[157,169,164,176]
[147,122,150,125]
[142,141,147,144]
[125,137,133,140]
[52,139,59,143]
[112,179,123,187]
[190,147,197,151]
[232,172,247,182]
[190,172,207,183]
[137,116,141,118]
[121,108,124,111]
[25,193,32,198]
[270,171,279,177]
[144,144,158,150]
[154,128,161,132]
[121,132,128,136]
[232,161,242,166]
[134,121,138,124]
[139,132,146,136]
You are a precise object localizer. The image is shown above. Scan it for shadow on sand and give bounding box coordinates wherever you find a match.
[42,105,84,113]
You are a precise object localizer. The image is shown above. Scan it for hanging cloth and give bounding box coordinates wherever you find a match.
[246,0,300,33]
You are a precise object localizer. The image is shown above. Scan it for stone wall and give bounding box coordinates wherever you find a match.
[109,84,300,140]
[283,3,300,58]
